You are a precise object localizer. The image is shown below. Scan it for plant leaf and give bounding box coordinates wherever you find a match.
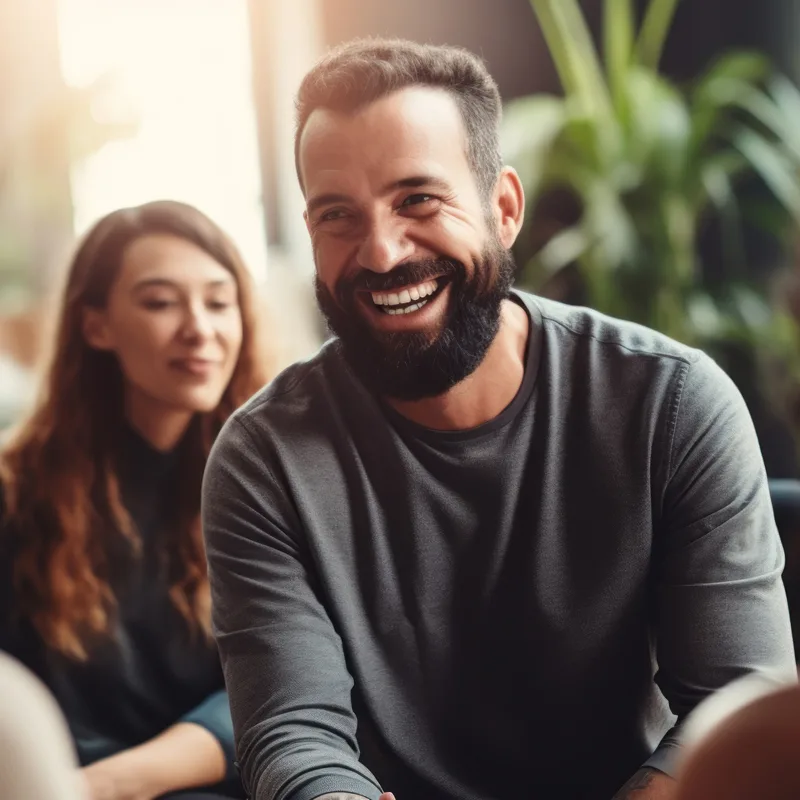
[690,52,770,141]
[529,0,613,119]
[700,160,746,276]
[534,224,590,275]
[734,128,800,221]
[636,0,682,70]
[584,181,639,270]
[697,52,771,86]
[625,67,691,186]
[767,74,800,135]
[604,0,634,111]
[502,95,568,191]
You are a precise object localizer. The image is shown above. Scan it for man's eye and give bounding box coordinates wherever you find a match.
[400,194,435,207]
[319,209,349,223]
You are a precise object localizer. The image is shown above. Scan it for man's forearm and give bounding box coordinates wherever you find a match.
[612,768,675,799]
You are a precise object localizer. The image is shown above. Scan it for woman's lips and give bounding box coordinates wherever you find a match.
[169,358,218,377]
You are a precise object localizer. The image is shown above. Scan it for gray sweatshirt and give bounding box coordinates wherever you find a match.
[203,292,795,800]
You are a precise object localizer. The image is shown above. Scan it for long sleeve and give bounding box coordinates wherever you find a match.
[645,351,796,776]
[180,689,238,780]
[202,416,383,800]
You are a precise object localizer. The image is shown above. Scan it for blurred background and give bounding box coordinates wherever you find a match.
[4,0,800,492]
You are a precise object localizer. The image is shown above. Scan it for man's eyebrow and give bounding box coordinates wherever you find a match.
[385,175,452,194]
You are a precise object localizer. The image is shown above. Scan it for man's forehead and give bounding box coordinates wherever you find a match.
[299,86,469,177]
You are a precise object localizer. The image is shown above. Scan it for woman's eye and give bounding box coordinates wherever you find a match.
[141,298,174,311]
[208,300,233,311]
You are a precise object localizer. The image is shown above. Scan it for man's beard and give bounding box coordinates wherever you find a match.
[315,242,517,401]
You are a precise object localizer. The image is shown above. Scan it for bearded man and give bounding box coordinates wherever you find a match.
[202,38,795,800]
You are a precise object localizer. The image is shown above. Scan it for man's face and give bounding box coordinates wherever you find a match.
[299,86,516,400]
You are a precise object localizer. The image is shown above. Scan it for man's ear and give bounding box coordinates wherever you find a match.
[492,166,525,249]
[82,307,114,351]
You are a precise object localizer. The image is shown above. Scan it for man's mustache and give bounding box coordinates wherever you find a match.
[339,258,462,298]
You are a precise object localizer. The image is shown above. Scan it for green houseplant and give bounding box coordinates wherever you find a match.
[503,0,800,369]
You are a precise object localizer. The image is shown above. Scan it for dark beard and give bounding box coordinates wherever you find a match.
[315,244,517,401]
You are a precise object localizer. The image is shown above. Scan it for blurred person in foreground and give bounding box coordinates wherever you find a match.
[674,675,800,799]
[202,38,796,800]
[0,200,270,799]
[0,651,86,800]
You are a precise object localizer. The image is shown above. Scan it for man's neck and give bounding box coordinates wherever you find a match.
[386,298,531,431]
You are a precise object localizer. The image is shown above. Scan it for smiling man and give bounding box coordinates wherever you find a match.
[202,39,795,800]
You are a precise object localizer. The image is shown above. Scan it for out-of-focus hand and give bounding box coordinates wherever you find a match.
[379,794,397,800]
[79,758,151,800]
[612,768,675,799]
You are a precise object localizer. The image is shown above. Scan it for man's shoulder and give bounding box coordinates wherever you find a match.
[226,337,373,447]
[517,290,702,368]
[234,338,341,419]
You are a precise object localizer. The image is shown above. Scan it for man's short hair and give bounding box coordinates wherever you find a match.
[295,38,504,199]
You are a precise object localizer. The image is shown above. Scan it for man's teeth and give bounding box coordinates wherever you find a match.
[370,279,438,307]
[384,300,428,316]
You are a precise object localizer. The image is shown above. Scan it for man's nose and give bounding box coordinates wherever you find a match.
[356,215,414,273]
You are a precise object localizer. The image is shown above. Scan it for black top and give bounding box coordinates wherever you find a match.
[203,292,795,800]
[0,425,242,795]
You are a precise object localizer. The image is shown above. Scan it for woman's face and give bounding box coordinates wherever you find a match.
[83,233,244,419]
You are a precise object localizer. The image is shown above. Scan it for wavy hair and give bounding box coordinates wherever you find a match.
[0,200,270,660]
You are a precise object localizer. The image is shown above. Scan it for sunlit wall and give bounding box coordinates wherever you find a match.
[56,0,268,278]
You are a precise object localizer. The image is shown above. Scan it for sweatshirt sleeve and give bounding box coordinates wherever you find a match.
[180,689,238,780]
[202,415,383,800]
[645,351,797,776]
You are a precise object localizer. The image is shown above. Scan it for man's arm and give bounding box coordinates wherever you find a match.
[202,417,383,800]
[642,352,796,779]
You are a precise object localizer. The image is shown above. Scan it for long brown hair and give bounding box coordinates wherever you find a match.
[0,200,270,660]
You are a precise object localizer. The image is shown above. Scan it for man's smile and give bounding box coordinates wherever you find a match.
[352,277,453,332]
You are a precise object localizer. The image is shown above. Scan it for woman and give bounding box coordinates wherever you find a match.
[0,200,270,799]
